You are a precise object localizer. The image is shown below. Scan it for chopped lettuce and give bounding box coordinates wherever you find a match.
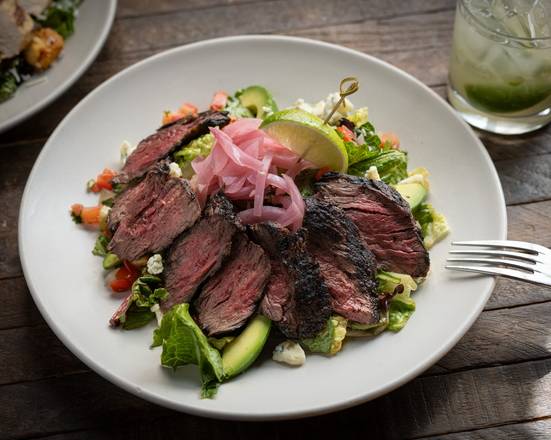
[224,94,254,118]
[152,304,224,398]
[120,275,168,330]
[173,133,214,178]
[344,122,408,184]
[0,70,17,103]
[414,203,450,249]
[347,107,369,127]
[348,149,408,184]
[301,316,347,355]
[378,271,418,332]
[35,0,81,39]
[92,235,109,257]
[208,336,235,351]
[398,167,430,190]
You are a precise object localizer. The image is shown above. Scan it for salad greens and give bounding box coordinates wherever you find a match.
[414,203,450,249]
[0,0,81,103]
[120,275,168,330]
[174,133,215,178]
[379,272,418,332]
[224,93,254,119]
[35,0,81,39]
[301,316,347,355]
[73,85,451,398]
[152,303,224,398]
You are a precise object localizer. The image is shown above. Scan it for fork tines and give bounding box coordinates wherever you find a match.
[445,240,551,287]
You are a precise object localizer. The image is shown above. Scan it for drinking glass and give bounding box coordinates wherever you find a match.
[447,0,551,135]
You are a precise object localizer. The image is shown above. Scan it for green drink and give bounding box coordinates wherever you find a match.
[448,0,551,134]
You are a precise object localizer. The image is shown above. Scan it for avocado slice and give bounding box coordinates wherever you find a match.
[103,252,121,270]
[394,182,427,210]
[237,86,278,118]
[222,314,271,379]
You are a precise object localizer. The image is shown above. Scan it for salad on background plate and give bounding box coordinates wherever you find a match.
[70,83,449,398]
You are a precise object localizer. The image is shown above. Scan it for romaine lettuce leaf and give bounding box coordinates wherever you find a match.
[0,70,17,103]
[152,304,224,398]
[224,94,254,118]
[414,203,450,249]
[348,149,408,184]
[119,275,168,330]
[92,235,109,257]
[301,316,347,355]
[35,0,81,39]
[377,271,418,332]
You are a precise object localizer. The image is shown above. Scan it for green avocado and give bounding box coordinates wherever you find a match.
[222,314,271,379]
[237,86,278,118]
[394,182,427,210]
[103,252,121,270]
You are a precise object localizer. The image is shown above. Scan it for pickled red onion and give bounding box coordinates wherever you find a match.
[190,118,313,231]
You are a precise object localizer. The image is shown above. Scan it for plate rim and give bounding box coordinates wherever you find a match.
[18,34,507,420]
[0,0,118,134]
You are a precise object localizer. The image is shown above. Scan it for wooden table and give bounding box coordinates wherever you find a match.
[2,1,551,438]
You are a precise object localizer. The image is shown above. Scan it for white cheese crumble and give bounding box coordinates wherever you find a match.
[272,340,305,366]
[99,205,111,230]
[147,254,164,275]
[292,92,354,124]
[120,140,137,165]
[168,162,182,178]
[150,303,163,326]
[365,166,381,181]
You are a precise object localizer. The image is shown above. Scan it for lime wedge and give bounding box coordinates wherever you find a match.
[260,109,348,172]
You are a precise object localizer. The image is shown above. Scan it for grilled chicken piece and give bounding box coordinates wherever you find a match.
[18,0,51,16]
[24,27,64,70]
[0,0,33,61]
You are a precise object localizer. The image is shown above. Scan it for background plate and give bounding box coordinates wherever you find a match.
[19,35,507,420]
[0,0,117,134]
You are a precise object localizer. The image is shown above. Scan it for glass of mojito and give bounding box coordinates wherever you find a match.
[448,0,551,134]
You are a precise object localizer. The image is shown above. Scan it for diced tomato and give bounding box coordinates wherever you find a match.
[379,132,400,149]
[336,125,355,142]
[71,203,83,217]
[210,91,228,111]
[110,261,139,292]
[110,278,133,292]
[315,166,332,181]
[80,206,101,224]
[95,168,117,191]
[179,102,198,117]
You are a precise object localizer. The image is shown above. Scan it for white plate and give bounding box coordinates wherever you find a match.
[19,36,507,420]
[0,0,116,134]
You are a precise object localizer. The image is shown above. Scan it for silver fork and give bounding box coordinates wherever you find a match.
[445,240,551,287]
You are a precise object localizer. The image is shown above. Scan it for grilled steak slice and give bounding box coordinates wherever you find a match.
[108,177,201,261]
[315,173,429,277]
[194,233,270,336]
[115,110,230,183]
[161,193,239,312]
[250,223,331,339]
[303,198,379,325]
[108,160,170,233]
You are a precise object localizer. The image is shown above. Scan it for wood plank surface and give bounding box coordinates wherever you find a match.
[1,0,551,438]
[2,359,550,439]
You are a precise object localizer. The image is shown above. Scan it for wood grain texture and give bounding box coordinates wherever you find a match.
[2,0,551,437]
[0,140,42,279]
[420,418,551,440]
[2,359,550,439]
[25,418,551,440]
[0,283,549,396]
